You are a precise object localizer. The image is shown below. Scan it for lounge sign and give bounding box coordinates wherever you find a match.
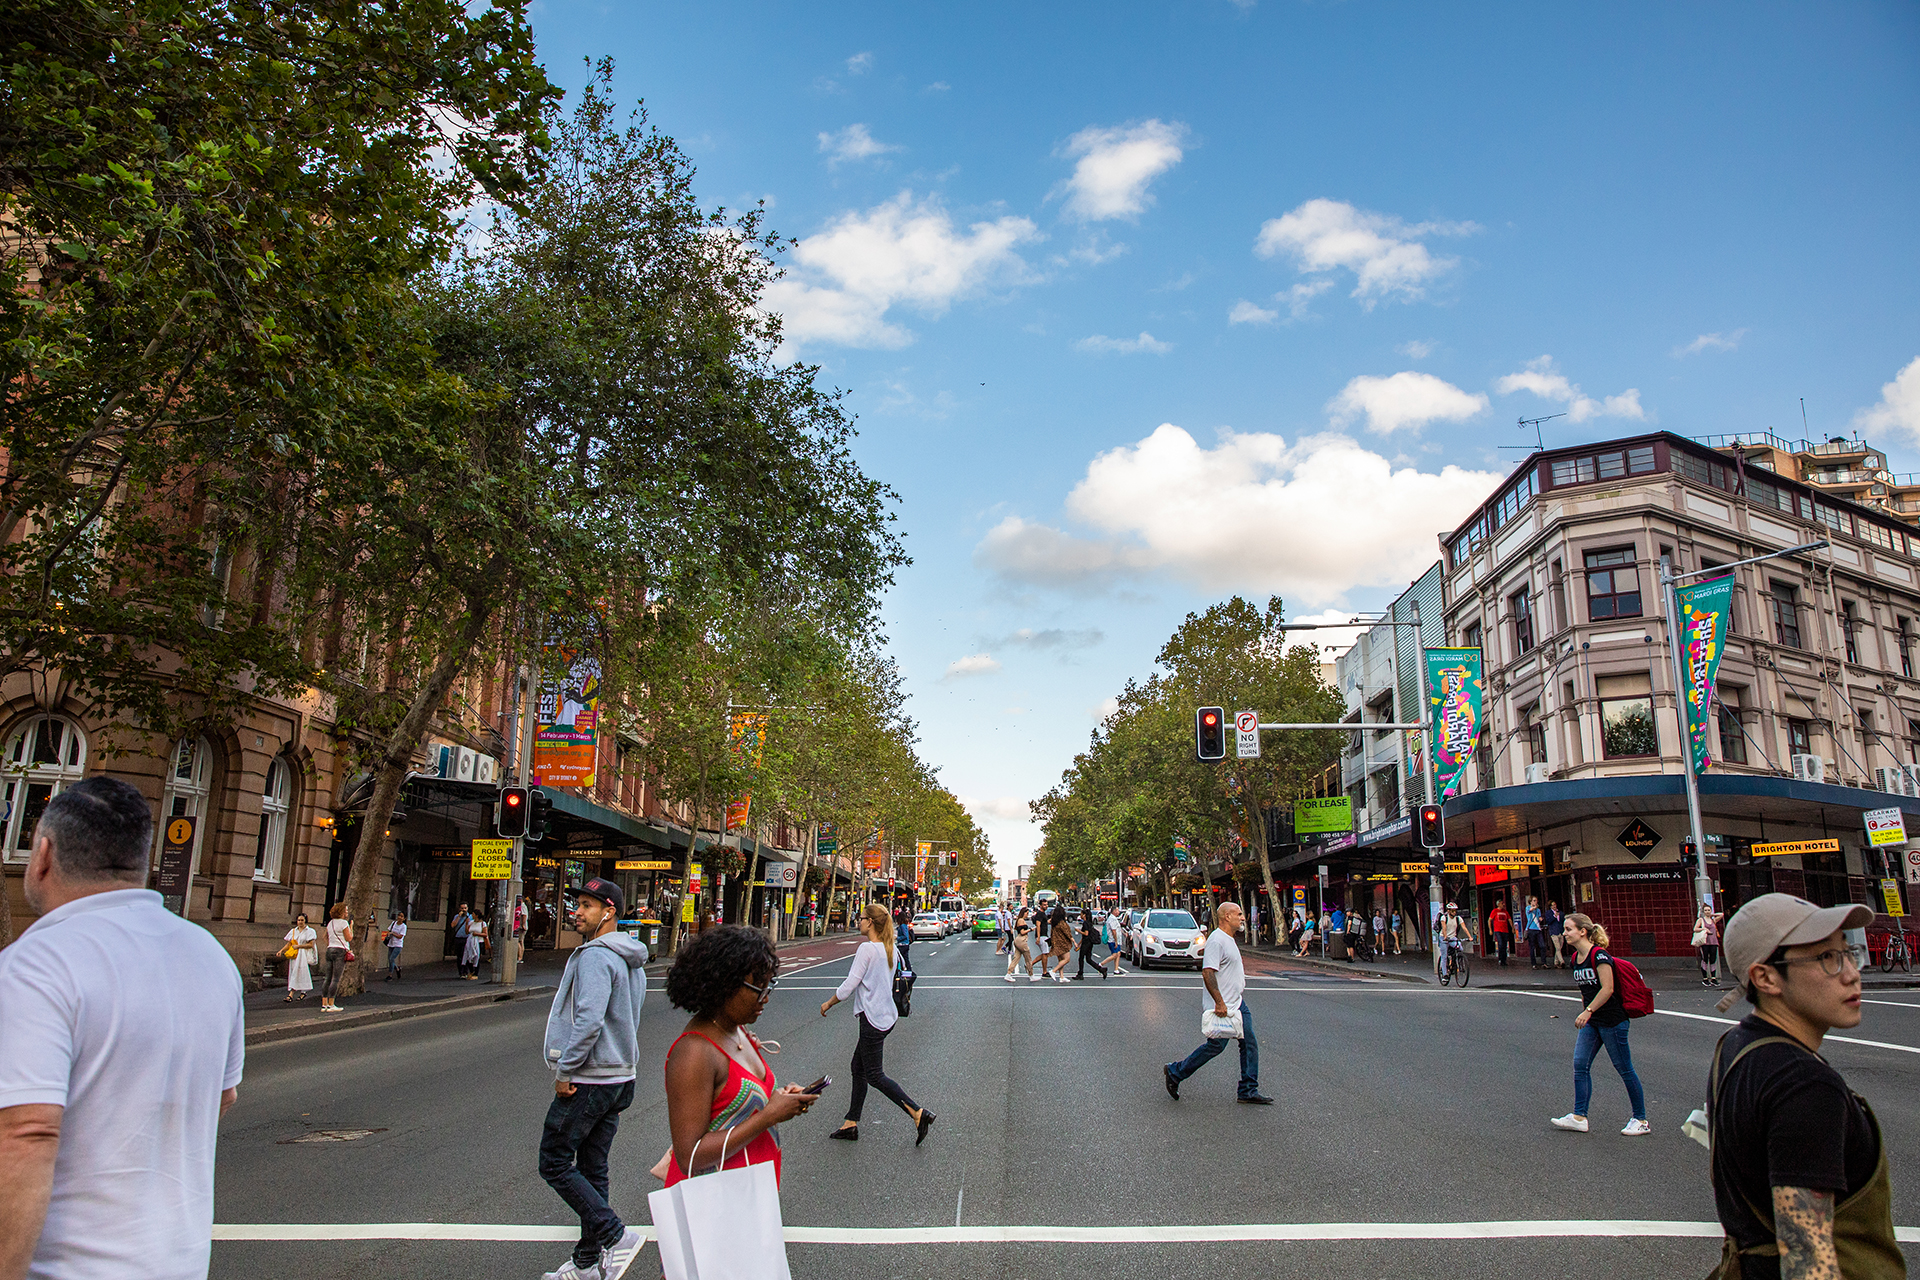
[1616,819,1661,860]
[1751,838,1842,859]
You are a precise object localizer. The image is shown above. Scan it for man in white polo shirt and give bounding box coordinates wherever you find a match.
[0,776,246,1280]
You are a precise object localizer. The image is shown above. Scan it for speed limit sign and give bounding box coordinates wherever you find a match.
[1906,848,1920,886]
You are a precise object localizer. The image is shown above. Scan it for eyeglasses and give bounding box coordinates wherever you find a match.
[742,976,779,997]
[1772,945,1869,978]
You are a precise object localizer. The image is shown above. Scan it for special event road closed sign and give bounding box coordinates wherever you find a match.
[1235,710,1260,759]
[470,838,514,880]
[1865,807,1908,847]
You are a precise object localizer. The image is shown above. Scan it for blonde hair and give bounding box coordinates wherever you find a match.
[1563,912,1609,948]
[863,903,896,967]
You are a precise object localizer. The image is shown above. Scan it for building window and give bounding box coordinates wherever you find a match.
[1717,690,1747,766]
[1770,581,1802,649]
[1,717,88,862]
[161,736,215,877]
[1463,620,1483,651]
[1548,446,1659,488]
[1842,600,1861,665]
[1900,618,1913,678]
[1787,718,1812,757]
[1584,548,1642,619]
[254,756,292,881]
[1372,767,1400,820]
[1596,674,1656,759]
[1511,589,1535,655]
[1522,702,1548,766]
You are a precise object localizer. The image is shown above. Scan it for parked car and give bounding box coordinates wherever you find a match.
[910,912,945,941]
[1130,908,1205,970]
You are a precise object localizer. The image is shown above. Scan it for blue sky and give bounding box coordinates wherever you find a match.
[526,1,1920,872]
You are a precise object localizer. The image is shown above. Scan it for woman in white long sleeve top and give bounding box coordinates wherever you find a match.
[820,903,935,1144]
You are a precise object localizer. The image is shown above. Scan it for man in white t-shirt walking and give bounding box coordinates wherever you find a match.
[0,776,246,1280]
[1162,902,1271,1104]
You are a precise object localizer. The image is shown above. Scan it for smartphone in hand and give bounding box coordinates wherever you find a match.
[802,1075,832,1096]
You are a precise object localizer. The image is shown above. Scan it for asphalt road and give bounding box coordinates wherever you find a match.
[212,932,1920,1279]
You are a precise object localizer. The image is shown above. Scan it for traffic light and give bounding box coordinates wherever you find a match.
[497,785,528,838]
[1418,803,1446,849]
[1195,707,1226,761]
[528,788,553,843]
[1680,838,1698,869]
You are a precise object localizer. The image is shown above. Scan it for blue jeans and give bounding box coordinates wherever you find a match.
[539,1080,634,1266]
[1169,999,1260,1097]
[1574,1020,1646,1120]
[386,945,403,976]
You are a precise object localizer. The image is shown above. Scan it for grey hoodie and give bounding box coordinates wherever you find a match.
[543,932,649,1083]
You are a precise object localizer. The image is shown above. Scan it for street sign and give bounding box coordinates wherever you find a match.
[1465,850,1543,867]
[1881,879,1906,917]
[775,863,799,887]
[1907,848,1920,886]
[1751,838,1842,858]
[1293,886,1307,909]
[158,815,195,916]
[1865,807,1908,847]
[470,838,513,880]
[1317,864,1328,885]
[1235,710,1261,759]
[1616,819,1661,860]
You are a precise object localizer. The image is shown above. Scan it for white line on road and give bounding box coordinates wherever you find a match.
[212,1221,1920,1244]
[1494,989,1920,1056]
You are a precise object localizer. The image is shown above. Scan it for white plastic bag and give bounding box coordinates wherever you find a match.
[1202,1007,1244,1040]
[648,1130,792,1280]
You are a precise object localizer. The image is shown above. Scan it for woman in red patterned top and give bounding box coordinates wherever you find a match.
[662,925,815,1186]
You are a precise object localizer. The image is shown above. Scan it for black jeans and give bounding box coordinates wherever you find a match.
[1526,929,1547,966]
[539,1080,634,1266]
[1494,931,1511,965]
[847,1014,919,1123]
[322,947,347,998]
[1076,940,1104,977]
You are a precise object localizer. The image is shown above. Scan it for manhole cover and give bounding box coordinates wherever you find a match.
[278,1128,388,1144]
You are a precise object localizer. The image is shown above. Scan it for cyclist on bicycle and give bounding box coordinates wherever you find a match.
[1437,902,1477,978]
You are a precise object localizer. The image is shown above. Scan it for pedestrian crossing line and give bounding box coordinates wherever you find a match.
[1493,989,1920,1056]
[212,1221,1920,1244]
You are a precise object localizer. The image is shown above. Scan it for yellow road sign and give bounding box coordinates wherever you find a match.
[470,838,514,880]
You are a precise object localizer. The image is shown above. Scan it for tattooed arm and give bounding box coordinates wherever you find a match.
[1772,1185,1840,1280]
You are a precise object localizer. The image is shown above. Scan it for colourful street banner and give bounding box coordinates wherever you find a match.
[533,645,600,787]
[1425,648,1484,800]
[1676,576,1734,773]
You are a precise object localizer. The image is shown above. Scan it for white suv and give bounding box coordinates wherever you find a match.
[1131,909,1205,970]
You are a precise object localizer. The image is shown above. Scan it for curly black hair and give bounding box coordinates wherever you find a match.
[665,925,779,1018]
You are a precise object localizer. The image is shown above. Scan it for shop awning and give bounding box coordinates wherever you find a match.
[1442,773,1920,843]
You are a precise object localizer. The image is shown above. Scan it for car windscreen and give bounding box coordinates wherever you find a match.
[1145,911,1198,929]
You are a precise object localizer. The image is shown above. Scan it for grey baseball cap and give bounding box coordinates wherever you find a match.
[1715,892,1873,1013]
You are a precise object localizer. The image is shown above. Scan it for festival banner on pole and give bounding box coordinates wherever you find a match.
[533,646,600,787]
[1425,648,1484,800]
[1676,576,1734,773]
[723,711,767,833]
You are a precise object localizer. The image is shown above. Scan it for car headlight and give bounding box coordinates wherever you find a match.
[1145,933,1160,946]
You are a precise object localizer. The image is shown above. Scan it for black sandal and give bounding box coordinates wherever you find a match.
[829,1126,859,1141]
[915,1109,936,1146]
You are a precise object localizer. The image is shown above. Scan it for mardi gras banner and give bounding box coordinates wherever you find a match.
[533,646,600,787]
[1425,648,1484,800]
[1677,576,1734,773]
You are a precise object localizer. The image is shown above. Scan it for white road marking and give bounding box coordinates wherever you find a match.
[212,1221,1920,1244]
[1862,999,1920,1009]
[1494,989,1920,1056]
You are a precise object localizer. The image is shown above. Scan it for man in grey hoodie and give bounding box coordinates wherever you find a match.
[538,878,649,1280]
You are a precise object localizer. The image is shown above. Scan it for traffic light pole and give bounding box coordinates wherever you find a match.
[498,649,540,989]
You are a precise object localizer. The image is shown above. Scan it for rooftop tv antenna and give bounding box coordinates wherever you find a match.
[1500,412,1567,453]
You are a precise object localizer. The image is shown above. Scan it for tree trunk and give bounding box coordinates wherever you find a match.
[1253,799,1282,949]
[785,822,815,940]
[338,598,497,995]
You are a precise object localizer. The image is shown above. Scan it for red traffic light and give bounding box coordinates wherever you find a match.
[1202,711,1218,726]
[504,792,523,808]
[1195,706,1227,761]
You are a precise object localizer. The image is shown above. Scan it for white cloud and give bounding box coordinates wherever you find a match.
[1673,329,1748,358]
[845,51,874,74]
[1059,120,1187,222]
[761,192,1039,350]
[1228,299,1278,325]
[1855,356,1920,440]
[924,81,950,93]
[1090,695,1121,722]
[943,653,1001,680]
[974,425,1502,606]
[1398,339,1436,359]
[1494,355,1646,423]
[995,627,1104,651]
[961,795,1032,822]
[1075,331,1172,355]
[1327,371,1489,435]
[817,124,900,167]
[1255,198,1477,306]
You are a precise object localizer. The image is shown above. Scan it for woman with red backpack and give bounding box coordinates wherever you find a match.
[1550,913,1650,1136]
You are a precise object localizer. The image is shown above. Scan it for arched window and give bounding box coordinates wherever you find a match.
[161,736,215,877]
[254,756,292,881]
[2,717,87,862]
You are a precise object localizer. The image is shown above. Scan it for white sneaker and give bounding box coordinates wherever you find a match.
[1621,1118,1652,1137]
[1029,972,1041,982]
[1003,973,1016,982]
[1550,1113,1590,1132]
[598,1227,645,1280]
[542,1259,604,1280]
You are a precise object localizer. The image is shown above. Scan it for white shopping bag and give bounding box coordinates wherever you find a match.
[648,1132,791,1280]
[1201,1007,1244,1040]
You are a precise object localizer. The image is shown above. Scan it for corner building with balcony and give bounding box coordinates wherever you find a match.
[1434,430,1920,960]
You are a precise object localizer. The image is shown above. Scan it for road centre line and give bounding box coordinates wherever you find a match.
[1495,989,1920,1056]
[212,1221,1920,1244]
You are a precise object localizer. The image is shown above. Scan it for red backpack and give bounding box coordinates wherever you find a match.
[1612,956,1654,1018]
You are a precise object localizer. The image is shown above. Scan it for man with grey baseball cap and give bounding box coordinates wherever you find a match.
[1705,893,1903,1279]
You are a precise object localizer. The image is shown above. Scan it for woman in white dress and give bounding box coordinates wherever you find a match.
[463,911,487,979]
[284,913,318,1001]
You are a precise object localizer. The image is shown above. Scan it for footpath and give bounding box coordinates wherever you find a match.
[247,928,859,1046]
[1248,941,1920,992]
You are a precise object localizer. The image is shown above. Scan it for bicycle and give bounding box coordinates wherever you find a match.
[1882,927,1912,974]
[1436,940,1473,987]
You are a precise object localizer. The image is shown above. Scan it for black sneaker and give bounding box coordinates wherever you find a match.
[1164,1065,1180,1100]
[1237,1093,1275,1105]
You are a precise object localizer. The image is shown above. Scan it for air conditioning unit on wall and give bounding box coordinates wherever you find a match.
[1791,754,1826,784]
[1525,763,1552,784]
[473,755,497,784]
[1877,766,1919,797]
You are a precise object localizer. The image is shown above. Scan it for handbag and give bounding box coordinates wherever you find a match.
[1202,1007,1244,1040]
[892,953,915,1018]
[649,1128,792,1280]
[280,939,300,959]
[1692,924,1710,947]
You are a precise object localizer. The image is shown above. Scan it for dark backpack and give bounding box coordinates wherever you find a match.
[1612,956,1654,1018]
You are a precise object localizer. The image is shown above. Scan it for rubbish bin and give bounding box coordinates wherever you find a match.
[1328,930,1348,960]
